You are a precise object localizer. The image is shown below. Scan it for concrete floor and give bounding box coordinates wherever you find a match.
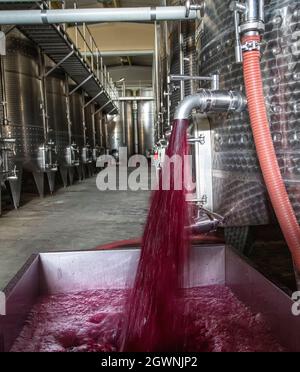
[0,176,151,289]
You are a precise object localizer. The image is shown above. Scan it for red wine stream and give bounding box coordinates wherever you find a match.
[119,119,191,352]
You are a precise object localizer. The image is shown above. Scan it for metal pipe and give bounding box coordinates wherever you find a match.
[154,21,160,133]
[174,90,247,120]
[0,6,198,25]
[118,96,154,102]
[179,22,185,101]
[83,50,154,57]
[132,100,139,154]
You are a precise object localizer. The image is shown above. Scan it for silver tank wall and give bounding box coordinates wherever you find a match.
[45,68,69,167]
[107,89,134,156]
[137,89,155,156]
[69,90,85,149]
[199,0,300,226]
[2,29,45,173]
[107,110,124,153]
[84,102,96,149]
[94,109,102,148]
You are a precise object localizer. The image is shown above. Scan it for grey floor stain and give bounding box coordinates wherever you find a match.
[0,176,151,289]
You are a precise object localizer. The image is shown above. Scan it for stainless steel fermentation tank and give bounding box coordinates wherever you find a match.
[83,101,96,176]
[44,60,78,188]
[137,88,155,156]
[197,0,300,229]
[0,29,58,207]
[107,89,154,158]
[68,89,85,181]
[0,52,17,214]
[107,90,130,158]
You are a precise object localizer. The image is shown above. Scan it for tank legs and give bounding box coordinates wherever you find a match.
[81,164,86,180]
[9,167,23,209]
[46,171,56,195]
[68,167,74,186]
[59,166,68,188]
[76,164,83,182]
[33,172,45,198]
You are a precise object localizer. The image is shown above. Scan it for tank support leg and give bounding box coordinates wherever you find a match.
[33,172,45,198]
[68,167,74,185]
[8,167,22,209]
[76,165,83,182]
[59,166,68,188]
[46,171,56,194]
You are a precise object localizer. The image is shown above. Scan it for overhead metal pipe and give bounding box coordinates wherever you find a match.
[118,96,154,101]
[83,50,154,57]
[174,90,247,120]
[0,6,199,25]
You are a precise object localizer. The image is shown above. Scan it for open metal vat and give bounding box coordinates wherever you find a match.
[0,245,299,352]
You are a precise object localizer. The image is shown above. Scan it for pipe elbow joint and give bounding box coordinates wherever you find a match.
[174,89,247,120]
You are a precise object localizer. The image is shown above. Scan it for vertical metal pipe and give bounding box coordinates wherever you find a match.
[179,21,185,101]
[133,99,139,154]
[81,92,87,146]
[154,21,161,140]
[121,82,126,145]
[38,50,48,143]
[0,55,8,129]
[65,74,72,146]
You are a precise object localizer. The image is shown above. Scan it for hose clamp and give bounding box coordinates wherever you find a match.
[241,41,261,52]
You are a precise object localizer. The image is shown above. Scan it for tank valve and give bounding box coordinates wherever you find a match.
[188,207,224,235]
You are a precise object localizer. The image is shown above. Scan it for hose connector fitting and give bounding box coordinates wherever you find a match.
[174,90,247,120]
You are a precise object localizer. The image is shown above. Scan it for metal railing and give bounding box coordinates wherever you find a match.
[39,0,119,106]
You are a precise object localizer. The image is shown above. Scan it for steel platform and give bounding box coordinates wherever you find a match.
[18,23,118,115]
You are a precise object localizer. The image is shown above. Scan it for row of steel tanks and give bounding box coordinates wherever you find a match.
[107,88,155,159]
[0,28,108,214]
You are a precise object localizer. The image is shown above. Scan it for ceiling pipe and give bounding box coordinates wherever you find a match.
[118,96,154,101]
[83,50,154,57]
[0,6,199,25]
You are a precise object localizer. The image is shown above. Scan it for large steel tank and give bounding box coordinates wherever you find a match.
[107,111,124,154]
[137,89,155,156]
[69,90,84,152]
[45,68,69,169]
[2,29,45,174]
[199,0,300,227]
[83,101,95,164]
[101,113,108,151]
[67,89,85,180]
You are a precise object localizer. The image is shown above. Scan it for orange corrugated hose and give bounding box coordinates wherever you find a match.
[242,35,300,271]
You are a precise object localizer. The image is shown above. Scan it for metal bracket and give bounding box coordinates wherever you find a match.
[188,135,206,145]
[94,100,111,116]
[69,74,93,96]
[169,74,219,90]
[44,50,75,77]
[84,90,104,108]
